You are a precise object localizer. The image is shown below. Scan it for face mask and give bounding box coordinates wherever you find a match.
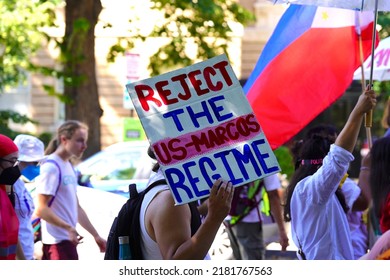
[21,165,40,181]
[0,165,21,185]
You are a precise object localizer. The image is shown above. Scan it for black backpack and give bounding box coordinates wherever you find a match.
[104,179,201,260]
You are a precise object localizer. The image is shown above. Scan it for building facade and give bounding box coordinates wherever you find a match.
[0,1,286,148]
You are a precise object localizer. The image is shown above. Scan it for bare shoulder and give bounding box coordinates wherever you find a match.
[145,189,191,241]
[149,189,190,215]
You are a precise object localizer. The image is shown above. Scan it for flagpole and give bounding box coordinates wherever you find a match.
[358,34,373,149]
[365,0,380,149]
[357,15,366,91]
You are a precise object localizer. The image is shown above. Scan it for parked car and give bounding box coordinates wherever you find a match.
[76,140,154,197]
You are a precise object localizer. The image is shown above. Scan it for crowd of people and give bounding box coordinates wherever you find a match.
[1,87,390,260]
[0,121,106,260]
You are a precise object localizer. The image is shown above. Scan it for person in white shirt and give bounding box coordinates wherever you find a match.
[292,124,370,259]
[13,134,47,259]
[284,86,376,260]
[34,120,106,260]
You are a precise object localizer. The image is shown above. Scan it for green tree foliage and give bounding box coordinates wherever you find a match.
[0,0,58,91]
[377,12,390,101]
[273,146,294,180]
[2,0,255,155]
[0,110,52,144]
[0,110,37,138]
[108,0,255,76]
[0,0,59,138]
[378,12,390,38]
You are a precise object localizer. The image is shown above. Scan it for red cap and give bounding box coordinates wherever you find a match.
[0,134,18,158]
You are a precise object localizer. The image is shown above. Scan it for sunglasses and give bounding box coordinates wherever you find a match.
[0,158,19,167]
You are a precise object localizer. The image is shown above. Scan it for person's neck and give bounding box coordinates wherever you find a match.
[54,148,71,162]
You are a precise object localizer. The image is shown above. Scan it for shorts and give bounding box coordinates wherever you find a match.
[42,240,78,260]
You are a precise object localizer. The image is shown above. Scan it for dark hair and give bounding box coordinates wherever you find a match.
[284,134,349,221]
[147,145,160,172]
[45,120,88,155]
[290,139,303,170]
[305,124,338,142]
[369,137,390,217]
[290,124,338,170]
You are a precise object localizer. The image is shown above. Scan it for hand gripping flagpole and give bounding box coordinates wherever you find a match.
[365,0,380,149]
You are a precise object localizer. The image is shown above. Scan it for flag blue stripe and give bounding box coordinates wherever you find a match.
[243,5,317,94]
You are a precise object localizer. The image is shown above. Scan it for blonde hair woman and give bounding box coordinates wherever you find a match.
[34,120,106,260]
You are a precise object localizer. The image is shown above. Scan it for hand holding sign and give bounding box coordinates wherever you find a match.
[127,54,280,205]
[206,178,234,223]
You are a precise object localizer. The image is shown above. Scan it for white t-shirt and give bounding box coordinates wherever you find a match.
[35,154,78,244]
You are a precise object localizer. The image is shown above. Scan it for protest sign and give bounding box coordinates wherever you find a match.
[126,54,280,205]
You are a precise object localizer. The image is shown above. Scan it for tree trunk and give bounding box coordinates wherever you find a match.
[64,0,103,159]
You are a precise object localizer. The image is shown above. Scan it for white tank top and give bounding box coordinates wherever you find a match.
[140,183,169,260]
[139,170,210,260]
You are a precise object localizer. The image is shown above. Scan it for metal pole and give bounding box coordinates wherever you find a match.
[365,0,379,149]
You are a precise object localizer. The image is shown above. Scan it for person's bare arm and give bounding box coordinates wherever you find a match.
[267,189,289,250]
[360,228,390,259]
[34,193,79,244]
[353,152,372,211]
[77,201,107,252]
[334,87,375,213]
[148,178,233,259]
[335,86,376,152]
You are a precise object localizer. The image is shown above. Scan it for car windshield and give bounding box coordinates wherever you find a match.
[77,141,153,182]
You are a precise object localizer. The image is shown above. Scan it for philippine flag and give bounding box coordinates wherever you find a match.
[243,4,377,150]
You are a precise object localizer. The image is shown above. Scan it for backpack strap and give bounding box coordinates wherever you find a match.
[44,159,62,207]
[130,178,202,258]
[247,180,263,199]
[129,178,168,199]
[141,179,202,234]
[31,159,62,242]
[189,201,202,235]
[128,178,169,259]
[228,180,264,226]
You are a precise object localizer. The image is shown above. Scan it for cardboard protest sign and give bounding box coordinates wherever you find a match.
[126,54,280,205]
